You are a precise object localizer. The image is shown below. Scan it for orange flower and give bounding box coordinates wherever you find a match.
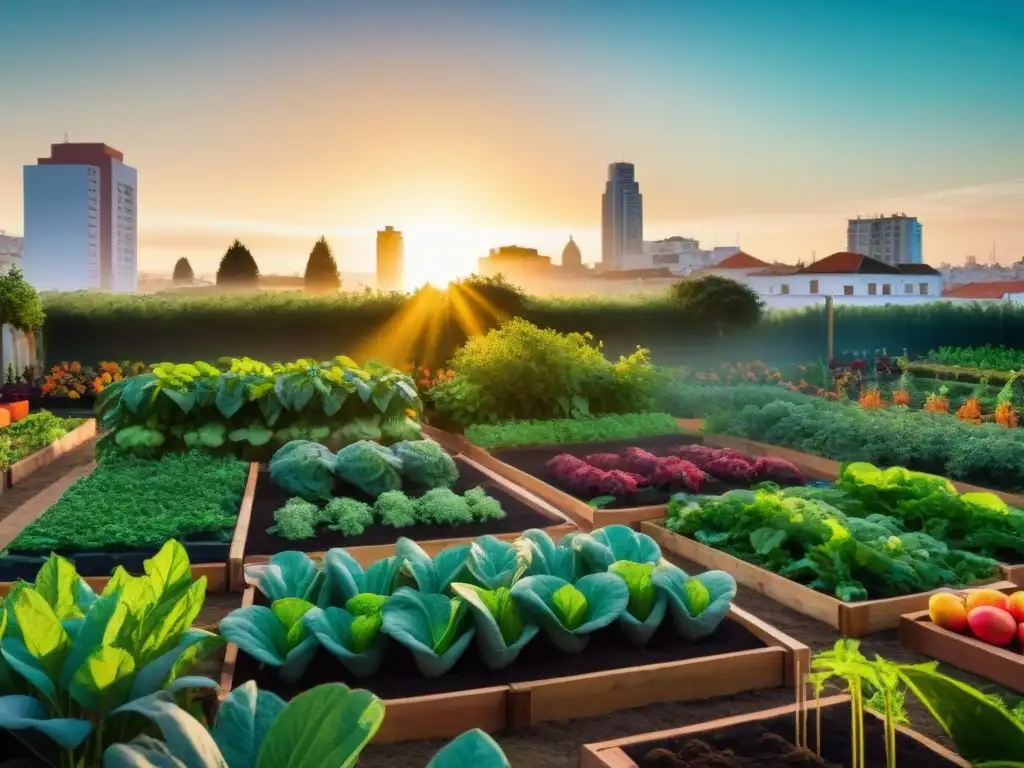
[68,389,80,400]
[892,389,911,407]
[995,401,1019,429]
[923,393,950,414]
[956,397,982,424]
[859,389,885,409]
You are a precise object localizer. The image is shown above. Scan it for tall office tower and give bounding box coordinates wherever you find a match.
[23,142,138,292]
[376,225,405,292]
[601,162,643,270]
[847,214,923,266]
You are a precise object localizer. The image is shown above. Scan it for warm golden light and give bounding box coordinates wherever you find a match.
[400,213,486,289]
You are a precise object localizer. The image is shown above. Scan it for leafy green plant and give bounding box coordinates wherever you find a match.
[319,548,399,607]
[463,487,507,522]
[374,490,418,528]
[302,594,389,678]
[666,485,1000,601]
[573,525,663,572]
[334,440,404,496]
[450,583,537,670]
[269,440,337,502]
[926,344,1024,372]
[243,551,322,603]
[392,439,459,489]
[431,318,659,426]
[323,498,374,536]
[464,412,681,450]
[380,589,475,677]
[426,727,511,768]
[267,498,321,540]
[5,451,247,554]
[651,567,736,640]
[514,528,583,582]
[395,538,470,594]
[0,542,224,767]
[607,561,667,644]
[218,598,319,684]
[510,573,628,653]
[95,355,422,459]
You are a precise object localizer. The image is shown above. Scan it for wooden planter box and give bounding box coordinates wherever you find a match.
[580,694,968,768]
[0,461,258,597]
[231,455,577,592]
[220,587,808,744]
[643,521,1018,637]
[7,418,97,487]
[681,422,1024,586]
[423,425,801,531]
[900,610,1024,693]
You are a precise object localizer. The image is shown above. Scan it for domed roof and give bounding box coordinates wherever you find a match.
[562,235,582,268]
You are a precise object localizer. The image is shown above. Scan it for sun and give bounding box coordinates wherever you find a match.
[400,214,482,290]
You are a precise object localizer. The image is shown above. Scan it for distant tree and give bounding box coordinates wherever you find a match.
[448,272,525,317]
[216,240,259,289]
[172,257,194,285]
[0,266,44,376]
[303,236,342,293]
[668,275,763,335]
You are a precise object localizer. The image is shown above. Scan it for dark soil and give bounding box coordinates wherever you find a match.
[243,458,563,557]
[232,610,765,701]
[0,541,229,581]
[492,434,817,509]
[627,701,958,767]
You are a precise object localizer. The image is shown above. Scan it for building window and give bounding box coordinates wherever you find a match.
[882,284,892,295]
[868,283,877,295]
[809,279,819,294]
[905,284,913,293]
[780,284,790,295]
[844,285,854,296]
[920,283,929,295]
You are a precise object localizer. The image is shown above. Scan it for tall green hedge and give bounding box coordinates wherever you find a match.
[39,291,1024,368]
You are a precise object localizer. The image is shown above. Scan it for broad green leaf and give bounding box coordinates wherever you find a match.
[395,538,470,594]
[34,554,83,620]
[380,589,475,677]
[321,387,348,416]
[131,628,222,699]
[162,388,197,414]
[652,567,736,639]
[10,587,70,683]
[122,375,159,415]
[101,566,134,597]
[302,607,388,678]
[112,691,229,768]
[346,593,388,617]
[573,525,661,571]
[138,577,207,665]
[681,578,711,616]
[0,694,93,749]
[216,378,246,419]
[2,638,58,702]
[608,561,657,621]
[69,645,136,715]
[467,536,520,590]
[258,393,284,426]
[426,728,510,767]
[164,632,226,687]
[143,540,193,596]
[898,664,1024,763]
[212,681,286,768]
[551,584,588,631]
[750,527,787,555]
[60,591,126,688]
[449,583,537,670]
[271,598,315,649]
[244,552,321,603]
[256,683,384,768]
[433,599,468,655]
[103,735,190,767]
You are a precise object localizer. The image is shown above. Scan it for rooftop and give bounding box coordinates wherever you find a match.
[713,251,770,269]
[798,252,902,275]
[942,281,1024,299]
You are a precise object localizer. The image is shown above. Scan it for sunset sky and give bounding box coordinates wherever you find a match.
[1,0,1022,287]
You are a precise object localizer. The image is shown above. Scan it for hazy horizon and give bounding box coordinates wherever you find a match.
[1,0,1022,285]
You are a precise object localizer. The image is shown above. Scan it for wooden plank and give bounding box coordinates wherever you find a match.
[582,694,970,768]
[0,561,228,598]
[1000,563,1024,586]
[217,585,254,698]
[900,610,1024,693]
[239,455,578,576]
[644,520,1017,637]
[373,687,508,743]
[228,463,260,592]
[8,419,97,487]
[510,646,784,727]
[728,604,810,687]
[420,425,471,455]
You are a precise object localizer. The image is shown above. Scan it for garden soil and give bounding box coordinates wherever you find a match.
[5,451,1019,768]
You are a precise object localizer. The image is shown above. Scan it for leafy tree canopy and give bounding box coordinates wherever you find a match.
[669,274,763,334]
[172,257,194,284]
[304,236,342,293]
[216,240,259,288]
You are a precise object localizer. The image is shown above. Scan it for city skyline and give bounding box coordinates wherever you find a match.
[1,1,1022,287]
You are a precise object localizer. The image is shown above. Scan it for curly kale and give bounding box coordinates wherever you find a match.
[415,488,473,525]
[464,486,506,521]
[269,440,337,502]
[324,498,375,536]
[375,490,418,528]
[267,497,320,540]
[391,439,458,489]
[334,440,403,496]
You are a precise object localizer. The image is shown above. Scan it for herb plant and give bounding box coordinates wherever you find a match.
[464,412,680,450]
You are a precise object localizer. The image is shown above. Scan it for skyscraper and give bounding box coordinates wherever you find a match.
[376,226,404,292]
[601,162,643,270]
[23,143,137,292]
[847,214,923,266]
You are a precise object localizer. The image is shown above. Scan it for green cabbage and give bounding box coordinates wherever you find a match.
[219,598,319,684]
[269,440,337,502]
[392,440,458,489]
[451,582,538,671]
[334,440,403,496]
[510,573,628,653]
[380,588,475,678]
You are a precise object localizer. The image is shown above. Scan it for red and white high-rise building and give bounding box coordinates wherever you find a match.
[23,142,137,292]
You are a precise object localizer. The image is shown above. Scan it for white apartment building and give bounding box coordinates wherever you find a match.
[847,214,922,266]
[0,233,23,273]
[23,143,137,293]
[619,237,740,275]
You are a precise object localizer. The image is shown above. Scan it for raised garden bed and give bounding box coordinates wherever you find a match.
[684,421,1024,585]
[643,521,1018,637]
[580,695,968,768]
[220,586,808,744]
[900,608,1024,693]
[233,454,576,588]
[0,458,257,595]
[438,427,823,530]
[7,417,96,486]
